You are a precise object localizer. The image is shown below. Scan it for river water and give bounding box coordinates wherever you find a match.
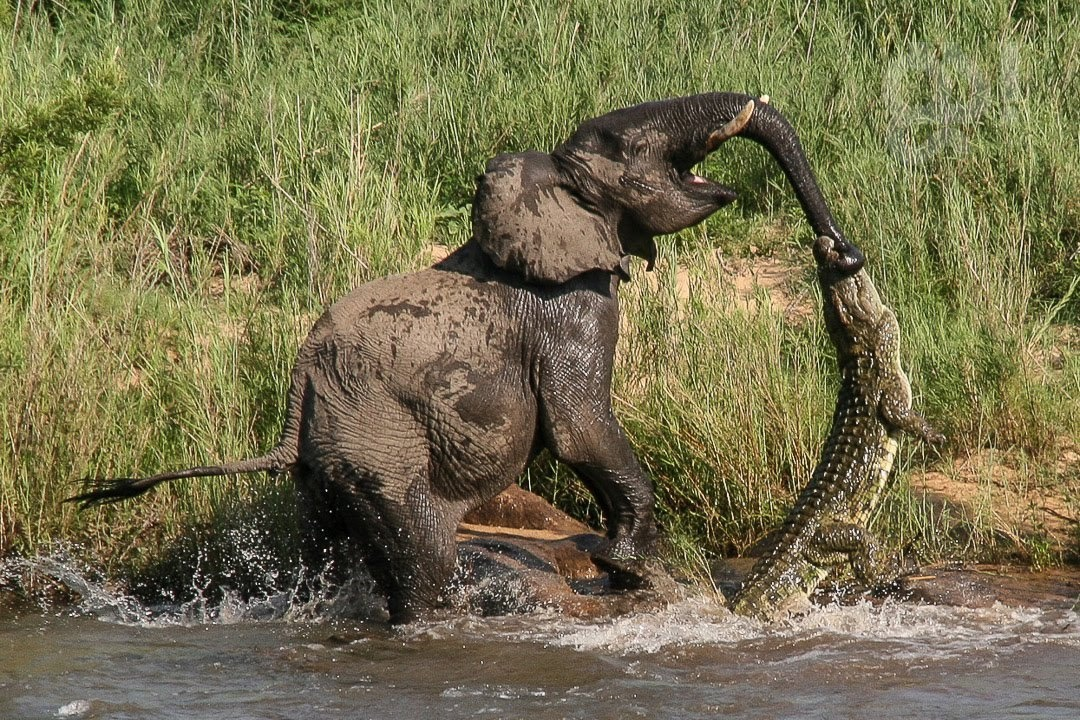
[2,555,1078,720]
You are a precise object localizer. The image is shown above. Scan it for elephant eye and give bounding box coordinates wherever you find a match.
[591,128,624,158]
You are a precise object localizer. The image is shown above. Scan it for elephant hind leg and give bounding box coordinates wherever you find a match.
[345,478,461,624]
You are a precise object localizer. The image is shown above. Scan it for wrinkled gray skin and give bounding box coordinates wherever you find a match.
[71,92,860,623]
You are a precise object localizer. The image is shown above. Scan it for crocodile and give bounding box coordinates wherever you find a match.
[730,235,944,621]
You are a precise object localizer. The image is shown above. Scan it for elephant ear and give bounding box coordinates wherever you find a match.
[472,152,623,284]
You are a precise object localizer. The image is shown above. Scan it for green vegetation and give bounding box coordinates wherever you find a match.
[2,0,1077,596]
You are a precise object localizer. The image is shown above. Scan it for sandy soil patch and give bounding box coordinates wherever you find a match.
[910,441,1079,555]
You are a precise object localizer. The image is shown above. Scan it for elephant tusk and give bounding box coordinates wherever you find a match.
[706,99,756,151]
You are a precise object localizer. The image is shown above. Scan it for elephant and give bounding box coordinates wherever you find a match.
[71,92,862,623]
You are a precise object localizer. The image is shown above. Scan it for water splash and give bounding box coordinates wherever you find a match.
[531,595,762,653]
[398,587,1080,662]
[529,594,1080,658]
[1,550,149,623]
[55,699,93,717]
[0,548,387,626]
[5,549,1079,666]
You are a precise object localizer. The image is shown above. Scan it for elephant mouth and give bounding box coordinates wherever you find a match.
[674,98,762,201]
[682,172,712,186]
[679,169,738,208]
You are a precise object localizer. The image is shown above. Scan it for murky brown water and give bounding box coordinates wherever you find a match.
[2,557,1078,720]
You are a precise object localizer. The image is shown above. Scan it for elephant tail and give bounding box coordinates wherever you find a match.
[65,446,296,509]
[68,369,309,509]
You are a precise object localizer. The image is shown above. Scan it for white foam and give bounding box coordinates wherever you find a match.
[56,699,92,717]
[455,592,1080,658]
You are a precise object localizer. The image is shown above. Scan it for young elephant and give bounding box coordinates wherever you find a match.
[71,92,861,623]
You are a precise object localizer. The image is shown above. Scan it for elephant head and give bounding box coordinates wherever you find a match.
[473,92,863,284]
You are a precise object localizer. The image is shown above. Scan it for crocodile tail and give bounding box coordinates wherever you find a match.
[67,366,310,509]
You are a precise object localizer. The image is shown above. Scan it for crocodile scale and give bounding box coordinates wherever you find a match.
[731,236,943,620]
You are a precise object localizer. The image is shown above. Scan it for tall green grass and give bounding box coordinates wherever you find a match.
[1,0,1077,591]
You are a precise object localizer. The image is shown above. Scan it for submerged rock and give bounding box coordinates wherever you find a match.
[713,556,1080,616]
[897,564,1080,612]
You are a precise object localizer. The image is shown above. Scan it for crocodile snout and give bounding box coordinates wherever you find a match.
[814,235,865,274]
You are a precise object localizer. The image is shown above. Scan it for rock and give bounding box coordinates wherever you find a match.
[712,556,1080,614]
[462,484,593,535]
[453,487,680,618]
[898,564,1080,611]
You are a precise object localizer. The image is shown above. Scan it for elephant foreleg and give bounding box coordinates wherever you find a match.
[551,436,683,600]
[573,456,658,560]
[537,304,660,562]
[541,408,659,561]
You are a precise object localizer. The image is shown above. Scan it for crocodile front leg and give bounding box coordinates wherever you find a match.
[874,307,945,445]
[810,521,900,592]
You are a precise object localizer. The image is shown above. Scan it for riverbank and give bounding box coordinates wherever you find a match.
[4,488,1077,622]
[2,1,1077,582]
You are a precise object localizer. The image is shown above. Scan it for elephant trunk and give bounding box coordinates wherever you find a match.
[689,93,864,270]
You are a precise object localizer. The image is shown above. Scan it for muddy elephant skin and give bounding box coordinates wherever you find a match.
[71,92,857,622]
